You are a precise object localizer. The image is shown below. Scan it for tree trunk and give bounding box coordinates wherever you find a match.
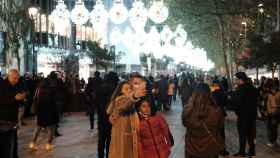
[217,16,232,90]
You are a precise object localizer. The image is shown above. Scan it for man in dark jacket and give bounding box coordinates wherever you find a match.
[96,72,119,158]
[232,72,257,157]
[157,75,169,111]
[0,69,26,158]
[85,71,103,131]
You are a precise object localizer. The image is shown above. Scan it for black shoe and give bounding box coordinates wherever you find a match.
[55,132,62,137]
[233,152,247,157]
[220,150,230,156]
[247,152,256,157]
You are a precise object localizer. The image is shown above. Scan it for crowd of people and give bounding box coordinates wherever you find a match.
[0,68,279,158]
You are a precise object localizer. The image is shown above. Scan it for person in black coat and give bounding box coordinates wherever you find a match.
[0,69,26,158]
[96,72,119,158]
[29,78,59,150]
[157,75,169,111]
[231,72,257,157]
[211,80,230,156]
[85,71,103,131]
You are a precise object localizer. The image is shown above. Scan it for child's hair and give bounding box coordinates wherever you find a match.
[136,97,157,117]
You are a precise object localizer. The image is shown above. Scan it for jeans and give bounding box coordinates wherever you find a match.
[267,115,279,144]
[88,108,95,130]
[0,127,18,158]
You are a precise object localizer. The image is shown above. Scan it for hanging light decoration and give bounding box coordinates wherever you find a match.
[51,0,70,23]
[109,0,128,24]
[134,30,147,45]
[143,26,162,56]
[174,24,187,46]
[90,0,108,29]
[129,0,148,31]
[123,27,137,49]
[160,25,173,43]
[110,27,122,44]
[71,0,89,25]
[148,0,169,24]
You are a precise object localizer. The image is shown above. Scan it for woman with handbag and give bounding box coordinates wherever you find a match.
[266,79,280,147]
[29,78,59,151]
[182,83,225,158]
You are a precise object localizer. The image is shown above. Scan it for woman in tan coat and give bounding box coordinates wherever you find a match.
[107,75,146,158]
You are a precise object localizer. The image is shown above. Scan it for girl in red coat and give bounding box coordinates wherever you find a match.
[136,98,173,158]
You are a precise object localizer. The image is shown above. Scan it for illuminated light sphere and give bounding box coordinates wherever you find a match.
[51,0,70,23]
[134,30,147,45]
[174,24,187,46]
[148,1,169,24]
[110,27,122,45]
[70,0,89,25]
[144,26,161,56]
[90,0,108,28]
[129,1,148,31]
[109,0,128,24]
[122,27,135,48]
[160,25,173,43]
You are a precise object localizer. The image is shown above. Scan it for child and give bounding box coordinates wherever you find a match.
[137,98,173,158]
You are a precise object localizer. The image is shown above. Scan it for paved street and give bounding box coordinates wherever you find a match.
[18,100,280,158]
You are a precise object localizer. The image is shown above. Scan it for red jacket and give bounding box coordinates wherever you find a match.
[138,113,172,158]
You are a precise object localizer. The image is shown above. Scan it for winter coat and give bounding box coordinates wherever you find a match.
[36,80,59,127]
[138,113,172,158]
[182,97,224,158]
[267,91,280,114]
[108,95,139,158]
[180,83,193,106]
[231,83,258,120]
[0,79,24,123]
[157,79,169,102]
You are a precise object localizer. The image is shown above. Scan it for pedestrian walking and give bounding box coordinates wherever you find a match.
[182,83,224,158]
[29,78,59,151]
[266,79,280,147]
[96,72,119,158]
[0,69,26,158]
[168,79,175,108]
[211,79,230,156]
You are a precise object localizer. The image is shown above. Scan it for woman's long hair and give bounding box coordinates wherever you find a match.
[107,81,130,114]
[188,83,217,119]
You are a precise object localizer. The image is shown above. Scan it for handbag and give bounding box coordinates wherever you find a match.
[31,88,40,114]
[201,121,224,151]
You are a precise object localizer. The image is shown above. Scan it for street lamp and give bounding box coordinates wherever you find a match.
[258,3,264,14]
[241,21,247,40]
[28,5,39,74]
